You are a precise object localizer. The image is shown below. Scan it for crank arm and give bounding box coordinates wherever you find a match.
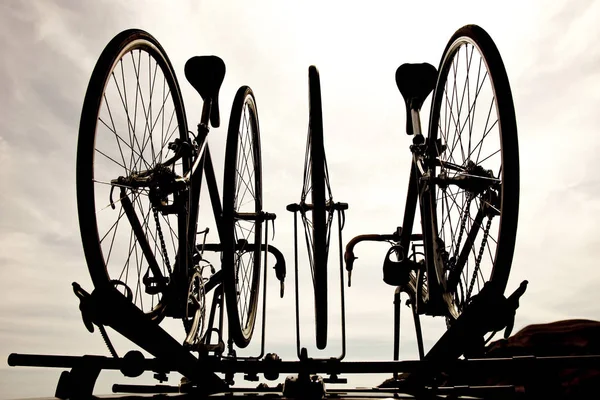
[183,296,203,348]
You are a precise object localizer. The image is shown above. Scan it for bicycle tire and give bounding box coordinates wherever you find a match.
[427,25,519,317]
[222,86,263,348]
[307,66,328,350]
[76,29,190,320]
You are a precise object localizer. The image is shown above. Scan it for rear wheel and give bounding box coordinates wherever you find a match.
[76,29,190,320]
[428,25,519,320]
[222,86,263,348]
[301,66,334,350]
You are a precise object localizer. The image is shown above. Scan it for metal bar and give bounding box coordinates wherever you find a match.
[202,355,600,374]
[393,288,401,362]
[410,109,423,136]
[8,354,125,369]
[202,146,224,241]
[204,290,217,347]
[200,99,212,127]
[113,384,179,394]
[203,270,223,293]
[175,187,190,287]
[337,208,347,361]
[234,211,276,221]
[410,249,425,360]
[119,189,164,282]
[447,205,485,292]
[10,352,600,375]
[393,288,401,380]
[218,284,225,353]
[292,210,302,359]
[417,166,444,306]
[399,162,419,253]
[232,221,270,361]
[187,145,205,253]
[259,221,269,359]
[411,296,425,360]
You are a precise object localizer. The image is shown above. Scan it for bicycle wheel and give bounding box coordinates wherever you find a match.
[77,29,190,320]
[300,66,333,350]
[222,86,263,348]
[428,25,519,318]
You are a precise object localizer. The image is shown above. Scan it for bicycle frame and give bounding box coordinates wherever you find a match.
[118,96,286,354]
[398,106,483,319]
[396,108,446,317]
[392,109,444,314]
[118,99,225,318]
[337,106,449,318]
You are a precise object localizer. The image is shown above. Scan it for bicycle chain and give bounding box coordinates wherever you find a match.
[153,207,172,276]
[466,217,493,301]
[453,192,472,265]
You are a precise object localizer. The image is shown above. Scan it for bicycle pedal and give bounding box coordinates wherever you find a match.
[142,268,168,295]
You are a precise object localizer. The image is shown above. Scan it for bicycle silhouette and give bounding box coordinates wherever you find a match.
[73,23,520,383]
[76,30,285,356]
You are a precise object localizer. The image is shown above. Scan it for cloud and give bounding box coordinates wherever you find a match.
[2,1,600,398]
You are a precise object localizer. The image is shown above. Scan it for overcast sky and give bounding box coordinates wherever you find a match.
[2,0,600,398]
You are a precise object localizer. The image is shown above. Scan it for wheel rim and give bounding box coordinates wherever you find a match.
[78,34,189,318]
[226,91,262,342]
[301,66,333,350]
[430,32,517,315]
[301,136,334,279]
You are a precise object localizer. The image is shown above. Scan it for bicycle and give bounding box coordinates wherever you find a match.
[76,29,285,355]
[344,24,519,356]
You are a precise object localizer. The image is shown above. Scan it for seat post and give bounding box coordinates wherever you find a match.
[410,109,424,144]
[200,99,212,131]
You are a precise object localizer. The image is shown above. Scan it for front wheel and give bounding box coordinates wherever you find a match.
[222,86,263,348]
[301,66,333,350]
[427,25,519,320]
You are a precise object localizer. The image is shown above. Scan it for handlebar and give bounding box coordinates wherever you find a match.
[344,230,424,287]
[197,242,286,297]
[344,233,401,273]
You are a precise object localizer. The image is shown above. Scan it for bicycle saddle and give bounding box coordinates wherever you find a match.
[395,63,437,134]
[185,56,225,128]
